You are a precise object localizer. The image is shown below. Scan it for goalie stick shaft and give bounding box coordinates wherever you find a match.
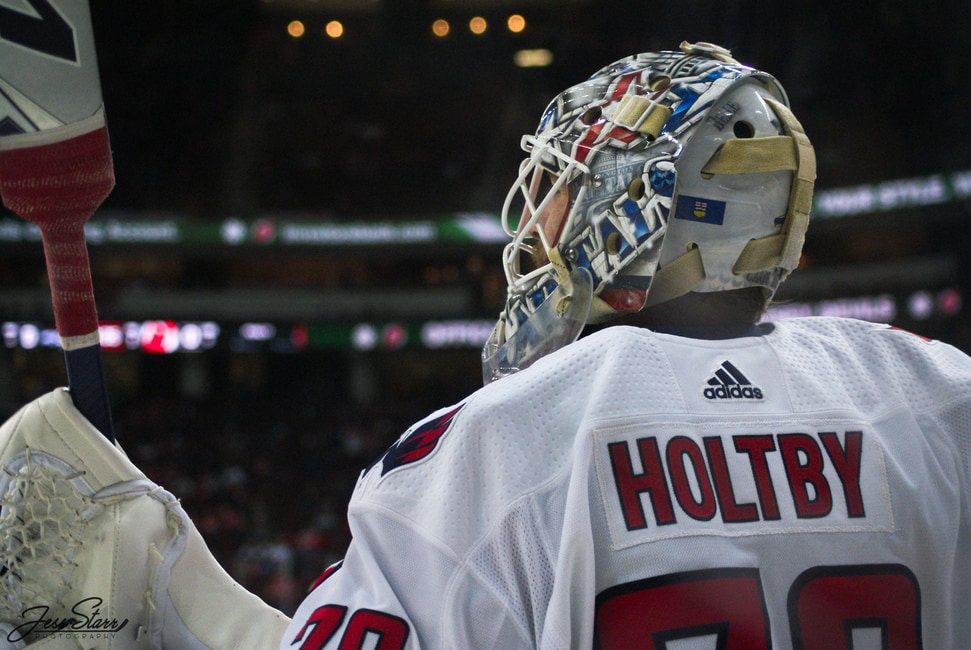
[0,0,116,441]
[0,115,116,441]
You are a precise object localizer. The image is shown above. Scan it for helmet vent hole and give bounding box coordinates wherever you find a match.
[628,177,645,201]
[733,120,755,138]
[606,232,622,255]
[581,107,602,125]
[649,74,671,91]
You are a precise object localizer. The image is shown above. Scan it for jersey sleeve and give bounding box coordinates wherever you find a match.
[281,510,530,649]
[282,537,414,650]
[281,351,623,649]
[281,398,527,649]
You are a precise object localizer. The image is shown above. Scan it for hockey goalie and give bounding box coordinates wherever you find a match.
[3,41,971,649]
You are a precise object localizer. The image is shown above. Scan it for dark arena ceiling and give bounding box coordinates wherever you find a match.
[85,0,971,219]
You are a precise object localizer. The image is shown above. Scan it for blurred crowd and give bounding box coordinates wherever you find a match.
[112,382,449,615]
[1,345,482,615]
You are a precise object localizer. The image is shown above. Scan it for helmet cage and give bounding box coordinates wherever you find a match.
[483,43,815,383]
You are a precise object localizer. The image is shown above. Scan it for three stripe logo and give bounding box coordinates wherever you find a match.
[702,360,764,401]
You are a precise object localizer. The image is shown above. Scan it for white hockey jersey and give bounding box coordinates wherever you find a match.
[284,317,971,649]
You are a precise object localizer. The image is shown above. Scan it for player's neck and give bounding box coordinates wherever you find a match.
[586,288,770,340]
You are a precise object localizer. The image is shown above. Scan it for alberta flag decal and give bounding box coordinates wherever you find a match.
[674,195,726,225]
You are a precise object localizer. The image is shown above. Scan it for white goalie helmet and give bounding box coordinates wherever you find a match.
[482,41,816,383]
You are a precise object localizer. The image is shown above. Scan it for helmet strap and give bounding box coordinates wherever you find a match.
[729,96,816,275]
[643,244,705,307]
[641,97,815,309]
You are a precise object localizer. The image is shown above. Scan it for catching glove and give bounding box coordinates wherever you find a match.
[0,388,290,649]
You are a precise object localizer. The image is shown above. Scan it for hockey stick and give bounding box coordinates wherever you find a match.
[0,0,116,441]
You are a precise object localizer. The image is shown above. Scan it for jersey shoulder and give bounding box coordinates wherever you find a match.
[770,316,971,412]
[349,327,675,548]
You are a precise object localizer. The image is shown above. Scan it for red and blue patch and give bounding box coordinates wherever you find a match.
[307,560,343,593]
[373,404,464,477]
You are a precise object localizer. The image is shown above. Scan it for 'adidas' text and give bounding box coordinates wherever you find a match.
[703,384,764,400]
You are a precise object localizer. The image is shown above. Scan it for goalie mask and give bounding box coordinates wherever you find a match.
[482,42,816,383]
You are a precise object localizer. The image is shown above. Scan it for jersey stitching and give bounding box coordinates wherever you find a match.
[457,465,574,646]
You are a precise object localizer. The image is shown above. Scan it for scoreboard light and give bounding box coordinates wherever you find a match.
[140,320,181,354]
[125,320,220,353]
[764,295,896,322]
[764,287,962,324]
[99,322,126,351]
[1,322,16,348]
[18,323,40,349]
[1,321,221,353]
[420,320,494,349]
[381,323,408,349]
[938,288,962,316]
[2,288,962,356]
[2,322,59,350]
[907,291,934,321]
[229,322,304,352]
[239,322,276,341]
[351,323,379,351]
[179,323,204,351]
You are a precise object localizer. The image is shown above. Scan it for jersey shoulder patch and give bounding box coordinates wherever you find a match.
[368,403,465,477]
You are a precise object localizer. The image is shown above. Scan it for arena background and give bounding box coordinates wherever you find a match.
[2,0,970,613]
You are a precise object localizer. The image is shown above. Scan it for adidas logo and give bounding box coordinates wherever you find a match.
[702,360,764,401]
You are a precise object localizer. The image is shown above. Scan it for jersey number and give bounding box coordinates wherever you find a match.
[595,564,921,649]
[292,605,409,650]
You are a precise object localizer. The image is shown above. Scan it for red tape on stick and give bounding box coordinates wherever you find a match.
[0,116,114,347]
